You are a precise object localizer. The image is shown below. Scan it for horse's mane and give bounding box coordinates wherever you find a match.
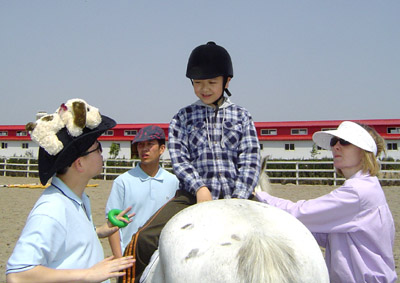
[241,156,299,282]
[236,232,300,283]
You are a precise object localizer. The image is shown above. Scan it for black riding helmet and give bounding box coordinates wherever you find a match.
[186,42,233,101]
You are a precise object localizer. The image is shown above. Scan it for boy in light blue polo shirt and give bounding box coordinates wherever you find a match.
[106,125,179,258]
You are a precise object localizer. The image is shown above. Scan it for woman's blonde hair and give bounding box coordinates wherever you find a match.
[359,123,386,176]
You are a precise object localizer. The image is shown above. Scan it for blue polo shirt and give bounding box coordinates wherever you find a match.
[106,165,179,252]
[7,177,106,281]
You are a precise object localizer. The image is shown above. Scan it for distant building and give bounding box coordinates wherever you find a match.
[255,119,400,160]
[0,119,399,160]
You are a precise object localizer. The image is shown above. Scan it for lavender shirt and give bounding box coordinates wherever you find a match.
[256,171,397,283]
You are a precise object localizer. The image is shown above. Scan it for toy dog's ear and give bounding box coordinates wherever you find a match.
[85,104,101,129]
[28,113,65,155]
[72,101,86,129]
[25,115,57,132]
[25,122,36,132]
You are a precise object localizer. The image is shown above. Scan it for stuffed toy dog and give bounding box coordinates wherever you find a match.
[26,99,102,155]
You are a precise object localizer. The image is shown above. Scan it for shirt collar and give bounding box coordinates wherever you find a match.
[51,176,84,206]
[349,170,370,180]
[137,163,164,182]
[193,97,233,109]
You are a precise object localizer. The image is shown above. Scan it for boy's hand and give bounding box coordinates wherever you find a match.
[115,206,135,226]
[97,207,135,238]
[196,187,212,203]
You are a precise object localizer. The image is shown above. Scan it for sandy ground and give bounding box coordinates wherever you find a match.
[0,176,399,282]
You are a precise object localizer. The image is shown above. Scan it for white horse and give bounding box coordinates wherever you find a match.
[140,158,329,282]
[140,201,329,283]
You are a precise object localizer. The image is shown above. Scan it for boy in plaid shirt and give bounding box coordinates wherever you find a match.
[121,42,260,283]
[169,41,260,201]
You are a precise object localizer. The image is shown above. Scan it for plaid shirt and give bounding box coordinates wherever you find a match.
[168,99,260,199]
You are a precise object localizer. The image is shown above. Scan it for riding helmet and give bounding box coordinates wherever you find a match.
[186,41,233,80]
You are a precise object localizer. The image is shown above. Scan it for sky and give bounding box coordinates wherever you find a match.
[1,1,399,126]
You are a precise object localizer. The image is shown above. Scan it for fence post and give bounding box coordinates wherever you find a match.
[103,160,106,180]
[333,170,337,186]
[296,162,299,186]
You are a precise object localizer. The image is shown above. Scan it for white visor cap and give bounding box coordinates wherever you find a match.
[312,121,377,155]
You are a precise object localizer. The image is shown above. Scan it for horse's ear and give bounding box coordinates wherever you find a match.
[255,156,271,193]
[261,156,268,172]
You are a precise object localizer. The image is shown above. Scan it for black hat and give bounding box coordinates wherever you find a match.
[26,99,116,185]
[186,41,233,80]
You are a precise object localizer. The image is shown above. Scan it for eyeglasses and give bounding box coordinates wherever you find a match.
[330,137,351,147]
[81,142,102,157]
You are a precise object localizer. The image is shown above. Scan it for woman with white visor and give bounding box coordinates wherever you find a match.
[256,121,396,282]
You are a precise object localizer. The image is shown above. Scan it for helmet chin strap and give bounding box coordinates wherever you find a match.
[212,77,231,119]
[212,96,223,120]
[223,76,231,97]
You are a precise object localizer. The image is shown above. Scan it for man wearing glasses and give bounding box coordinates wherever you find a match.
[6,99,134,283]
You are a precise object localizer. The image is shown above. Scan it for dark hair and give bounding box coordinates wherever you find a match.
[56,166,69,176]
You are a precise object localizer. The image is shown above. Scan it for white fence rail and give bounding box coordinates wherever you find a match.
[1,158,399,186]
[0,158,39,178]
[263,161,400,186]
